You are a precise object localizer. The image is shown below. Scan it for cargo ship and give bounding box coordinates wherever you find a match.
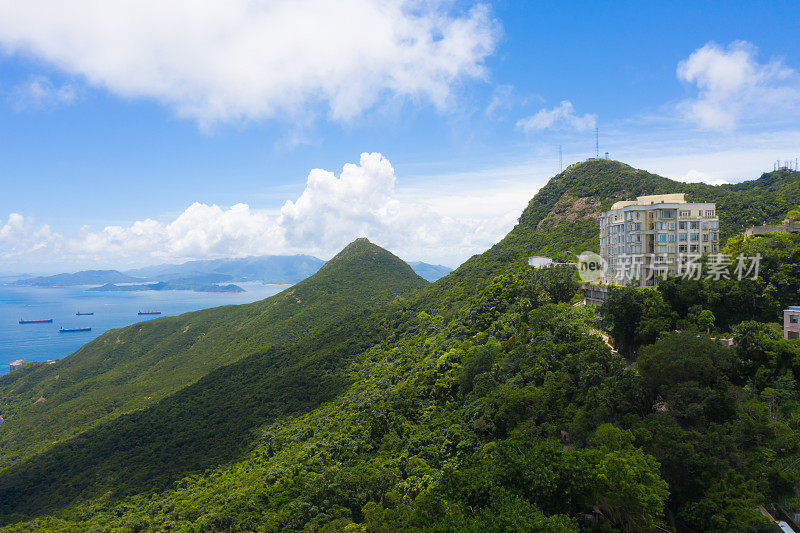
[137,311,161,315]
[75,312,94,316]
[59,327,92,333]
[19,319,54,324]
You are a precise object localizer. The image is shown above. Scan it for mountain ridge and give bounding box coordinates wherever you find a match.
[1,161,800,530]
[13,270,144,287]
[0,238,427,469]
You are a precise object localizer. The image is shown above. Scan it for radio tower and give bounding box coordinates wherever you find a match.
[595,128,599,158]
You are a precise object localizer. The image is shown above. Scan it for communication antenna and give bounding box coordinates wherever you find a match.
[595,127,599,158]
[559,145,563,173]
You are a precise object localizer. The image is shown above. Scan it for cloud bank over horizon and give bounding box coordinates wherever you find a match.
[0,153,519,272]
[0,1,498,126]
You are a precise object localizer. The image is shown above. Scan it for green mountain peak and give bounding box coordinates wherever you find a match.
[311,237,425,286]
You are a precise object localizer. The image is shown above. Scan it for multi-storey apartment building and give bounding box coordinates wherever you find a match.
[599,193,719,285]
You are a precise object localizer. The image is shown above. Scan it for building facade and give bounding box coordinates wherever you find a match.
[582,284,609,306]
[599,193,719,285]
[785,307,800,340]
[9,359,26,372]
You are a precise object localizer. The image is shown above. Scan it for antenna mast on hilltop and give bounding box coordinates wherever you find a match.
[595,128,599,158]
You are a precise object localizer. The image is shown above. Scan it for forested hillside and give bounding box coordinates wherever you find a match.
[1,159,799,532]
[0,239,427,468]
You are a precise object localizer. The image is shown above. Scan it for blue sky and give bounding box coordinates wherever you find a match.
[1,1,799,272]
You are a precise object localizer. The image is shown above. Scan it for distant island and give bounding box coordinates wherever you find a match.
[14,270,144,287]
[87,280,245,293]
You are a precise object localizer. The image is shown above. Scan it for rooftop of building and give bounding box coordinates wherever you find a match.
[609,193,689,211]
[788,306,800,312]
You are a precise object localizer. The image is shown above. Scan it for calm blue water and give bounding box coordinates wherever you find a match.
[0,283,291,375]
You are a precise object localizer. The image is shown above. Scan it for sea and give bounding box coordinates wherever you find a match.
[0,282,291,376]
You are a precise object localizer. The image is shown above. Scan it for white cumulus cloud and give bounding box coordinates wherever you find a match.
[678,169,729,186]
[0,153,513,270]
[516,100,597,133]
[0,1,498,125]
[0,213,63,262]
[677,40,800,130]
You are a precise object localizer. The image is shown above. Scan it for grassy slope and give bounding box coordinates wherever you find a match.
[0,238,427,468]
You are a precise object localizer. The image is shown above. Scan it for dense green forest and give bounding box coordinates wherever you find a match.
[1,159,799,532]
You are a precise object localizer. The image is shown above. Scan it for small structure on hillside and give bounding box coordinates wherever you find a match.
[528,256,553,268]
[785,307,800,340]
[9,359,26,372]
[745,219,800,237]
[582,284,609,306]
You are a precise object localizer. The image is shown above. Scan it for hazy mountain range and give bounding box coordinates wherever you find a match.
[11,255,453,290]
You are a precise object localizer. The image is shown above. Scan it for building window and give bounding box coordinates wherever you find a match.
[690,233,699,241]
[658,234,667,242]
[706,210,715,217]
[690,245,699,252]
[703,234,709,242]
[702,222,708,229]
[690,221,699,229]
[661,210,673,219]
[710,221,718,229]
[669,245,676,253]
[679,245,688,253]
[679,233,687,241]
[669,223,676,230]
[679,210,691,217]
[790,315,799,324]
[669,234,675,242]
[656,245,667,253]
[679,221,687,230]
